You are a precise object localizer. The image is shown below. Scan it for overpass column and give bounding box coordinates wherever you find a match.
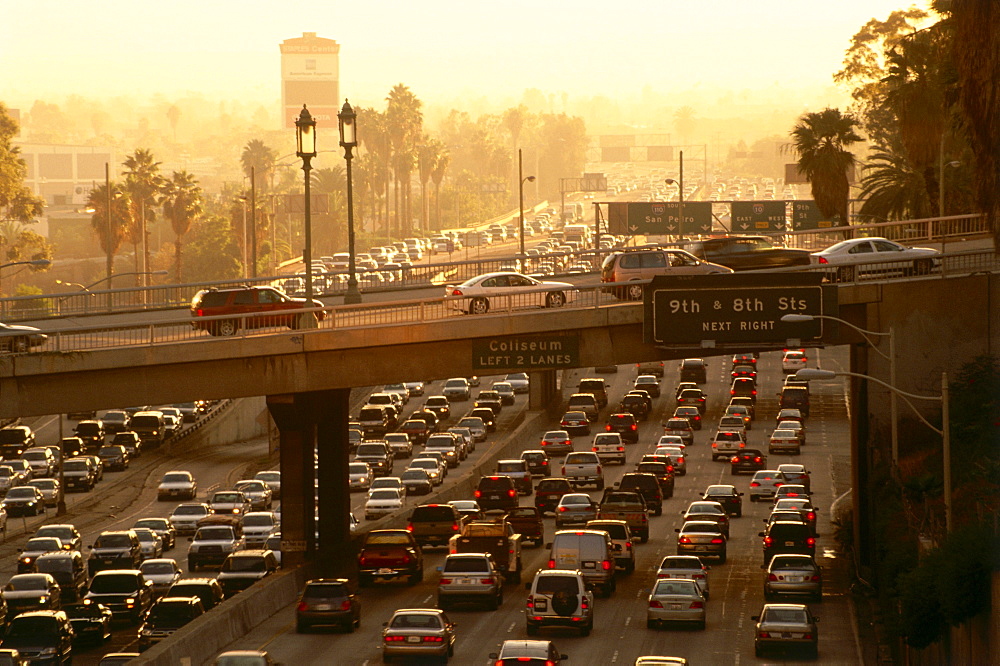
[266,394,317,569]
[315,388,353,577]
[528,370,559,412]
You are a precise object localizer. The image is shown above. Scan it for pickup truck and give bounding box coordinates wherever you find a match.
[357,529,423,586]
[448,519,523,582]
[504,507,545,547]
[598,490,650,542]
[561,452,604,490]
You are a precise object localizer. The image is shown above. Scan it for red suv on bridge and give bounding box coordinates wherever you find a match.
[190,286,324,336]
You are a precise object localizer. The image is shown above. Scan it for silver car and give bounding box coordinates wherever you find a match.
[555,493,598,527]
[749,470,788,502]
[656,555,710,599]
[752,603,819,658]
[436,553,504,610]
[646,578,706,630]
[763,554,823,602]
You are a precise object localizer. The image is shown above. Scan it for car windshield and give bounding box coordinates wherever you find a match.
[173,505,207,516]
[654,580,699,595]
[402,470,428,480]
[88,574,138,594]
[369,490,399,501]
[221,557,266,573]
[534,575,579,596]
[4,616,60,638]
[141,562,176,575]
[5,576,47,590]
[443,557,490,573]
[94,534,131,548]
[196,528,234,540]
[762,607,809,623]
[390,612,442,629]
[212,493,241,503]
[243,515,274,527]
[25,538,62,550]
[366,532,409,545]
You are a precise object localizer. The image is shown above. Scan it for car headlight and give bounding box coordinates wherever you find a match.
[141,627,152,636]
[39,648,56,656]
[20,557,31,564]
[39,595,49,603]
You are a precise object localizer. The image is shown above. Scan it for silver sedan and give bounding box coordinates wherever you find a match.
[646,578,706,630]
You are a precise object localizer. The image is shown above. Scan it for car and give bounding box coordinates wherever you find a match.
[65,599,114,645]
[133,517,176,551]
[469,407,497,432]
[591,433,626,465]
[769,429,801,455]
[216,550,278,598]
[208,490,251,516]
[539,430,574,456]
[136,595,205,650]
[212,650,278,666]
[633,374,661,398]
[400,468,433,495]
[646,577,706,630]
[347,462,373,492]
[20,448,57,478]
[731,363,757,381]
[166,578,225,612]
[295,578,361,633]
[1,486,46,517]
[681,501,730,537]
[490,639,568,664]
[132,528,163,560]
[253,470,281,500]
[84,569,155,623]
[809,236,939,280]
[381,608,456,661]
[601,248,732,300]
[763,554,823,602]
[504,373,530,393]
[777,420,806,446]
[554,493,598,527]
[711,429,747,461]
[730,448,767,475]
[702,484,744,517]
[656,555,710,598]
[110,431,142,458]
[662,418,694,446]
[139,559,182,598]
[455,416,486,442]
[605,413,639,443]
[17,537,68,573]
[679,358,709,384]
[97,445,129,472]
[187,522,244,571]
[168,503,211,535]
[682,235,812,271]
[0,610,74,663]
[491,382,516,406]
[35,525,82,552]
[619,393,651,420]
[437,552,504,610]
[752,603,819,658]
[559,411,591,437]
[407,459,444,487]
[474,476,518,512]
[730,377,758,403]
[442,378,471,402]
[773,483,810,503]
[364,488,403,520]
[782,349,808,373]
[0,322,48,352]
[240,511,279,548]
[759,520,818,563]
[524,569,594,636]
[26,479,59,507]
[444,271,575,314]
[675,521,727,563]
[673,406,702,430]
[520,450,551,477]
[233,480,273,511]
[190,285,325,336]
[749,470,788,502]
[447,500,483,521]
[717,414,747,433]
[724,404,753,429]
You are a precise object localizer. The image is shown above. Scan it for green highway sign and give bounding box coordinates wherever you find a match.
[791,200,839,230]
[731,201,788,232]
[472,334,579,371]
[607,202,713,235]
[645,273,828,345]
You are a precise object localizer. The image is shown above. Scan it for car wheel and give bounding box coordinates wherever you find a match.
[653,505,662,517]
[718,552,727,564]
[580,624,591,637]
[469,298,490,315]
[546,291,566,308]
[188,560,198,571]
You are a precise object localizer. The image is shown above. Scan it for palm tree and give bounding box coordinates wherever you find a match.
[87,181,130,280]
[789,108,863,225]
[240,139,277,190]
[161,171,204,282]
[386,84,423,234]
[310,167,347,251]
[430,148,450,230]
[358,108,391,232]
[857,146,933,222]
[122,148,165,279]
[417,138,440,230]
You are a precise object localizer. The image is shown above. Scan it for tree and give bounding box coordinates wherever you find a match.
[240,139,277,190]
[417,139,443,230]
[0,102,47,287]
[166,104,181,143]
[857,146,932,221]
[122,148,165,279]
[674,106,697,145]
[310,167,346,253]
[386,84,423,234]
[430,147,450,230]
[180,215,242,282]
[789,108,863,224]
[86,181,130,281]
[161,171,204,281]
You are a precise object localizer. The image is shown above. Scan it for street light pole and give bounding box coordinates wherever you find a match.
[518,148,535,273]
[781,313,898,467]
[796,367,952,532]
[339,100,362,305]
[295,105,319,326]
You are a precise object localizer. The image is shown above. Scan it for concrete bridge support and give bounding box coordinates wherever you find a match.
[529,369,559,411]
[266,389,353,576]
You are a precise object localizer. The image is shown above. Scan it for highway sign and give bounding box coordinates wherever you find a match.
[581,173,607,192]
[607,202,712,235]
[731,201,788,232]
[791,200,839,230]
[644,273,827,345]
[473,334,579,371]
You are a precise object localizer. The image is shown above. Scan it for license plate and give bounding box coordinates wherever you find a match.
[455,577,469,584]
[582,561,595,568]
[785,541,795,546]
[407,636,421,643]
[788,576,802,582]
[670,603,682,610]
[314,604,331,611]
[376,568,394,575]
[534,600,548,611]
[781,633,794,639]
[695,546,708,552]
[489,495,499,500]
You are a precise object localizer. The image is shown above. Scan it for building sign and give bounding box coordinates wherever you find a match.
[645,273,828,345]
[472,334,579,371]
[731,201,788,232]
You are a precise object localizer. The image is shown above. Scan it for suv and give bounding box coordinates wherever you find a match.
[190,285,325,336]
[475,476,519,512]
[354,441,392,477]
[586,519,636,573]
[711,430,747,461]
[216,550,279,597]
[566,394,600,422]
[88,530,142,574]
[591,433,626,465]
[525,569,594,636]
[85,570,154,623]
[577,378,609,409]
[0,426,35,458]
[778,386,811,417]
[601,248,732,299]
[137,596,205,651]
[34,551,89,602]
[407,504,468,548]
[166,578,225,612]
[295,578,361,633]
[357,406,393,439]
[534,478,574,515]
[730,377,758,403]
[1,610,74,663]
[495,460,533,495]
[759,521,818,563]
[187,523,244,570]
[74,420,106,451]
[605,413,639,443]
[679,358,709,384]
[616,472,664,516]
[129,412,167,449]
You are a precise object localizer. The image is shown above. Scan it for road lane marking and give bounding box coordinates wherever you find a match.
[507,621,516,633]
[611,650,619,662]
[422,595,432,603]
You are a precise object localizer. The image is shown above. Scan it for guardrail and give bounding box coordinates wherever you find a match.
[5,247,999,358]
[0,213,988,323]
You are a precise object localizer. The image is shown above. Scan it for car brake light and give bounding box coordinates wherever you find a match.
[547,559,555,568]
[602,560,612,571]
[422,636,444,643]
[385,635,406,642]
[401,554,410,564]
[526,595,534,608]
[818,256,829,264]
[297,601,308,611]
[764,536,773,546]
[630,424,637,431]
[750,482,760,487]
[730,456,739,463]
[508,489,516,497]
[649,599,663,608]
[768,573,778,581]
[807,512,816,521]
[451,288,463,296]
[710,537,724,544]
[474,489,482,498]
[481,578,494,585]
[440,578,452,585]
[807,537,816,546]
[452,522,460,531]
[690,601,703,609]
[759,631,771,638]
[405,523,413,532]
[678,537,691,544]
[812,575,821,581]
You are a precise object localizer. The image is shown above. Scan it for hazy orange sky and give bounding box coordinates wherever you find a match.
[3,0,925,107]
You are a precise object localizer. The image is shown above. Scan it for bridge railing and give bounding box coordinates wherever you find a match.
[7,246,1000,358]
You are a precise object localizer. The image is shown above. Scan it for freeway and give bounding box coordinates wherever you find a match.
[211,347,859,665]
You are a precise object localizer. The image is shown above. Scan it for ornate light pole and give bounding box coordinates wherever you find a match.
[295,105,319,325]
[518,148,535,273]
[339,100,362,305]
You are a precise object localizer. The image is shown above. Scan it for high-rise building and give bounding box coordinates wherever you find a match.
[279,32,340,129]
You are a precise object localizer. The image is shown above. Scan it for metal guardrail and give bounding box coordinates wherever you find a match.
[5,246,999,357]
[0,213,988,323]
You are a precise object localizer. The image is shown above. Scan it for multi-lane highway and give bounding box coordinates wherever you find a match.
[204,347,860,664]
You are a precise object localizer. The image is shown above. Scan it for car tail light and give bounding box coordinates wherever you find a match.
[710,537,724,544]
[754,457,762,463]
[297,601,308,611]
[693,573,704,579]
[807,512,816,521]
[525,595,534,608]
[759,631,771,638]
[507,489,516,497]
[422,636,444,643]
[711,443,718,449]
[764,536,774,546]
[452,522,460,531]
[405,523,414,532]
[667,465,674,472]
[450,288,464,296]
[558,506,567,512]
[474,489,482,498]
[811,574,821,581]
[807,537,816,547]
[385,635,406,642]
[547,559,555,568]
[592,447,599,452]
[679,537,692,544]
[401,554,410,564]
[602,560,612,571]
[605,425,612,432]
[750,482,760,487]
[649,599,664,608]
[480,578,494,585]
[541,461,548,466]
[690,601,703,609]
[768,573,778,581]
[730,456,739,463]
[617,446,624,452]
[630,424,637,431]
[359,555,368,565]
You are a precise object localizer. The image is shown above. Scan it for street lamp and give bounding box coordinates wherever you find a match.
[781,313,898,467]
[295,105,320,327]
[795,368,952,533]
[238,195,249,279]
[518,148,535,273]
[0,259,51,298]
[339,100,362,305]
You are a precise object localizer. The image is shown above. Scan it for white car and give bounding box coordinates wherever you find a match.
[368,476,405,498]
[364,488,403,520]
[157,470,197,501]
[384,433,414,459]
[406,458,444,486]
[348,462,372,492]
[253,470,281,500]
[504,373,530,393]
[139,558,182,597]
[442,378,471,402]
[168,503,211,535]
[241,511,279,548]
[444,271,576,315]
[749,470,789,502]
[656,554,711,599]
[782,350,808,374]
[810,237,940,279]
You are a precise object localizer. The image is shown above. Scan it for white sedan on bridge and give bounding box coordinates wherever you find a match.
[444,271,577,315]
[810,237,940,280]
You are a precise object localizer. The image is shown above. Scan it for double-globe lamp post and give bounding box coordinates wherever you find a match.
[339,101,362,305]
[517,148,535,273]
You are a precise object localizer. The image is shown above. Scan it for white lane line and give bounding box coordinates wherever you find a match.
[422,595,432,604]
[506,621,515,633]
[611,650,620,663]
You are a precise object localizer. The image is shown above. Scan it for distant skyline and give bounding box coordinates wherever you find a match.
[3,0,927,109]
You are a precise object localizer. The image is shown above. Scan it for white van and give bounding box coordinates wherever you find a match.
[546,529,616,596]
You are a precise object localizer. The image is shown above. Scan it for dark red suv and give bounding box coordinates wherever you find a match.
[190,286,324,336]
[605,413,639,443]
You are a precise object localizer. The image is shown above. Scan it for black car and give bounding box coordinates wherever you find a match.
[64,601,113,645]
[759,521,818,563]
[618,394,651,420]
[520,450,551,477]
[731,449,767,475]
[295,578,361,633]
[682,235,811,271]
[165,578,225,612]
[474,476,518,512]
[0,610,75,664]
[702,484,744,517]
[634,461,675,498]
[534,478,574,515]
[679,358,708,384]
[87,531,142,574]
[605,413,639,443]
[97,445,129,472]
[85,570,154,624]
[616,472,663,516]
